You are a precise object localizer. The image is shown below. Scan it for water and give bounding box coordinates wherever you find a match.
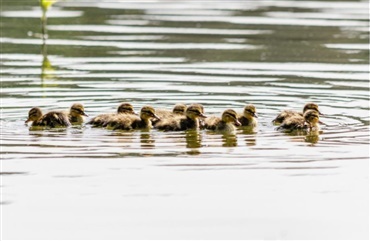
[1,0,369,239]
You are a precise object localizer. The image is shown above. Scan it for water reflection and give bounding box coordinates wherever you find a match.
[305,130,321,145]
[221,133,238,147]
[40,0,57,40]
[282,129,322,145]
[40,0,56,85]
[185,130,202,150]
[41,42,55,85]
[140,131,155,149]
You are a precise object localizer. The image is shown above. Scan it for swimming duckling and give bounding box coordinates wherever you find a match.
[191,103,206,128]
[155,104,206,131]
[153,103,187,125]
[277,110,321,131]
[67,103,88,125]
[303,110,321,130]
[87,103,136,127]
[25,107,71,128]
[108,106,159,130]
[272,102,323,124]
[237,104,258,127]
[204,109,241,132]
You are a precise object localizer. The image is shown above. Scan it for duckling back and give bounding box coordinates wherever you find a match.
[204,116,221,130]
[205,109,240,132]
[154,115,183,131]
[272,110,301,124]
[277,115,306,130]
[32,111,71,128]
[108,114,141,130]
[153,104,187,125]
[88,103,136,127]
[273,102,322,124]
[88,113,113,127]
[108,105,158,130]
[155,104,205,131]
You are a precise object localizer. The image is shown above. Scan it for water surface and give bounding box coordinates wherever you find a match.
[1,0,369,239]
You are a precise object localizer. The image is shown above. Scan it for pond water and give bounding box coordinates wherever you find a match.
[1,0,369,239]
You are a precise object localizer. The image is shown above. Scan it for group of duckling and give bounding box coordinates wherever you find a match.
[25,102,323,133]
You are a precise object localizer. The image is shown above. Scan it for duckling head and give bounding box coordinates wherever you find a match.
[186,105,207,120]
[140,106,160,120]
[304,110,320,129]
[25,107,43,124]
[172,103,187,114]
[70,103,88,117]
[222,109,241,126]
[191,103,204,114]
[117,103,136,115]
[243,104,258,119]
[303,102,323,115]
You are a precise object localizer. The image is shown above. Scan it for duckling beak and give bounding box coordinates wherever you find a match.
[25,119,30,124]
[82,111,89,117]
[234,120,241,126]
[199,113,207,118]
[318,120,326,125]
[152,114,160,120]
[253,113,258,118]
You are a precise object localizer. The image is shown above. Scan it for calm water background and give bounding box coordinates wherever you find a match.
[1,0,369,239]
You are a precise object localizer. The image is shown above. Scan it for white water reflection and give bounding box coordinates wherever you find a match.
[1,0,369,239]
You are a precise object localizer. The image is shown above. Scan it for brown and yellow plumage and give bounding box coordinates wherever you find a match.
[25,107,71,128]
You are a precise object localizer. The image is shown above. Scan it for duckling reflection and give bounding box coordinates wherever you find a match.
[204,109,241,133]
[88,103,136,127]
[185,129,202,149]
[140,130,155,149]
[238,104,258,127]
[107,106,159,131]
[273,102,323,125]
[222,133,238,147]
[155,104,206,131]
[241,130,257,146]
[25,107,71,129]
[305,130,320,144]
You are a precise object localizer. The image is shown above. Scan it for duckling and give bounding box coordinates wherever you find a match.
[152,103,187,125]
[272,102,323,124]
[191,103,206,128]
[25,107,71,128]
[277,110,321,131]
[67,103,88,125]
[108,106,159,130]
[204,109,241,132]
[237,104,258,127]
[87,103,136,127]
[155,104,206,131]
[303,110,321,131]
